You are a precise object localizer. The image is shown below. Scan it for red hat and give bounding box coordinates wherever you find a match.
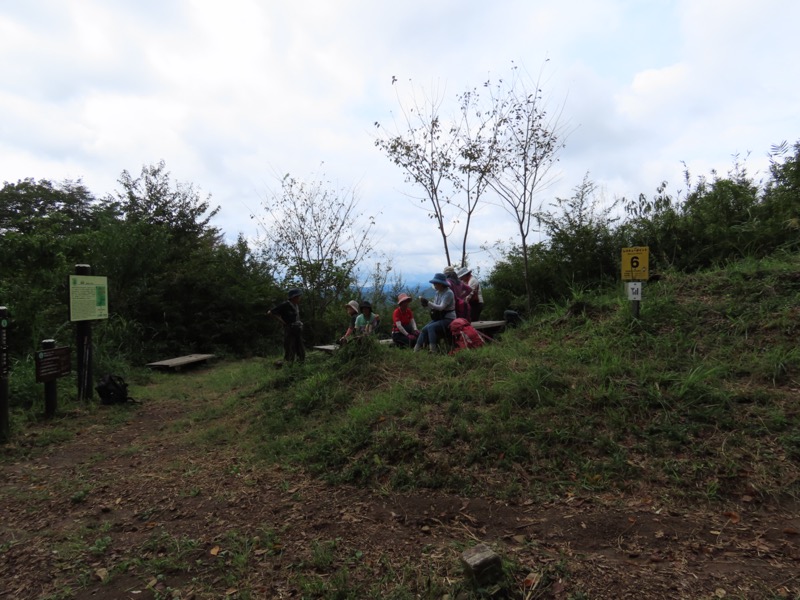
[397,293,412,305]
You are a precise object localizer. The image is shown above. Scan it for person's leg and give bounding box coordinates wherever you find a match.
[430,319,454,352]
[413,325,429,351]
[427,320,449,351]
[471,303,483,321]
[294,328,305,362]
[283,325,294,362]
[392,331,409,347]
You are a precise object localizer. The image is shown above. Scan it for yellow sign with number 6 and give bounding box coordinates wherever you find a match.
[621,246,649,281]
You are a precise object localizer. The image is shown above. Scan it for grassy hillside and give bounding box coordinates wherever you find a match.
[154,251,800,506]
[3,252,800,599]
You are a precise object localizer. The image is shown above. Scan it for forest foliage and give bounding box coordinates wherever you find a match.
[1,141,799,411]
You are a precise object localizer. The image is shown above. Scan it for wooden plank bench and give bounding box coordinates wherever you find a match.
[470,320,506,336]
[313,344,340,354]
[313,339,394,353]
[313,323,505,354]
[146,353,216,371]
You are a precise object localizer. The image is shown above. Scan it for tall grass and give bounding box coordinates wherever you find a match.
[8,254,800,506]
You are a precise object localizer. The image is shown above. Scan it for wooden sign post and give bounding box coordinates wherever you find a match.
[35,340,71,418]
[70,265,108,401]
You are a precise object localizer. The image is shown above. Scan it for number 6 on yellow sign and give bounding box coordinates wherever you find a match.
[621,246,649,281]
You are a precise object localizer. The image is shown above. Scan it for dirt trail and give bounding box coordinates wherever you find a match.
[1,396,799,599]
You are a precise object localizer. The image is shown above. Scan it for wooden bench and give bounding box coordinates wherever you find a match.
[471,320,507,337]
[313,344,340,354]
[146,354,216,371]
[313,322,506,354]
[313,339,394,354]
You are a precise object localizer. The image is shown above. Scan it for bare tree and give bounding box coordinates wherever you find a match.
[485,63,568,312]
[256,172,376,326]
[375,81,495,267]
[451,87,497,267]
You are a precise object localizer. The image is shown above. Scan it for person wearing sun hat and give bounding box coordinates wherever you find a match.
[458,265,483,321]
[338,300,361,344]
[355,300,381,335]
[414,273,456,353]
[391,293,420,348]
[268,288,305,364]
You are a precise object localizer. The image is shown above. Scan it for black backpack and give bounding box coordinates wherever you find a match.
[96,374,130,405]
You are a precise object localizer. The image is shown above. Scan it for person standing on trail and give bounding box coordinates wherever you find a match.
[268,288,305,364]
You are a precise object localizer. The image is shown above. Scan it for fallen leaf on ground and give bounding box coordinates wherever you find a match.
[723,511,740,524]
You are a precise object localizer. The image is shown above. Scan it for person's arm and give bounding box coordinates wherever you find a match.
[465,280,477,302]
[409,318,418,334]
[268,304,288,325]
[395,316,408,336]
[428,290,454,311]
[339,326,354,344]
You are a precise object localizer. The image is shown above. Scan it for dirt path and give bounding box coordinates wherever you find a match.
[2,396,799,599]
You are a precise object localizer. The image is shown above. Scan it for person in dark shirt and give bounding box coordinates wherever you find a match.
[339,300,360,344]
[268,288,305,364]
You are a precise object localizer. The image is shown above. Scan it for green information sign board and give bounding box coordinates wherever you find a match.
[69,275,109,322]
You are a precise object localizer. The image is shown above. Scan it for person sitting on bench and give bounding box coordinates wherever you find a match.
[414,273,455,354]
[391,293,420,348]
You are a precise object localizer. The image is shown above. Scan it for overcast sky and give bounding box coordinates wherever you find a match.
[1,0,797,283]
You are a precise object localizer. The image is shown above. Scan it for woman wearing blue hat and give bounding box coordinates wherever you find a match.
[414,273,456,353]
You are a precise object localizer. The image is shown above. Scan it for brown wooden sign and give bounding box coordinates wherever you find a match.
[35,347,71,383]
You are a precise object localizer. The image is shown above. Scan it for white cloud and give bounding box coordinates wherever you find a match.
[1,0,798,281]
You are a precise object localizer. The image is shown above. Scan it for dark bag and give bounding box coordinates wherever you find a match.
[430,309,444,321]
[96,374,130,405]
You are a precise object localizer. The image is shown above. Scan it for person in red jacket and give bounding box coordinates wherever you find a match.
[391,293,420,348]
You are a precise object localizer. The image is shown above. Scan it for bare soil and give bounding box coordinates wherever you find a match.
[2,390,799,599]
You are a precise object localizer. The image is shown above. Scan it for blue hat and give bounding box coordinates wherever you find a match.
[287,288,302,299]
[429,273,450,287]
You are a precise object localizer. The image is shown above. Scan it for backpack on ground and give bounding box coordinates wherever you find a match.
[449,318,485,354]
[96,374,131,405]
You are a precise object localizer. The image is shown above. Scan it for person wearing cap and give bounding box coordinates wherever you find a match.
[338,300,360,344]
[268,288,305,364]
[414,273,456,353]
[355,300,380,335]
[458,266,484,321]
[391,293,420,348]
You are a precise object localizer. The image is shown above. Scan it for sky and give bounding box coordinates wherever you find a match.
[1,0,798,284]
